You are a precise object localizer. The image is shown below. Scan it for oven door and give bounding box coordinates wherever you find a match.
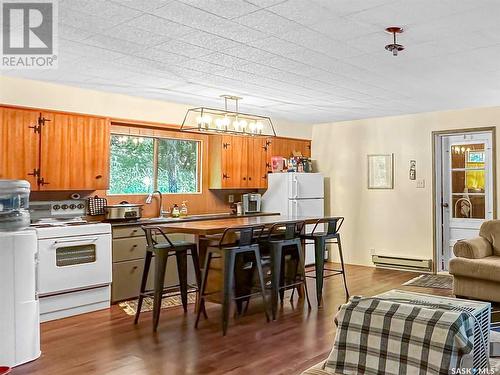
[37,234,112,296]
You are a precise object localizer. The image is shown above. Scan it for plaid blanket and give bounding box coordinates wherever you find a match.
[324,297,475,375]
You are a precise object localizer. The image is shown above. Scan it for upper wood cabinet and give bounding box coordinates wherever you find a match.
[0,107,39,186]
[268,137,311,160]
[40,112,110,190]
[209,134,269,189]
[0,106,110,191]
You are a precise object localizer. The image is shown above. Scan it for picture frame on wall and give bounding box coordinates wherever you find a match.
[368,154,394,189]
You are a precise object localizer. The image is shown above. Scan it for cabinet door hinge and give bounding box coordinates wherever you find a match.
[29,113,51,134]
[28,168,40,178]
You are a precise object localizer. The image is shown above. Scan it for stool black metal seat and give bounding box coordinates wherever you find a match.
[195,224,270,336]
[261,220,311,320]
[300,217,348,306]
[134,226,202,332]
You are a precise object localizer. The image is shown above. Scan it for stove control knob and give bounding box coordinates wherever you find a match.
[61,204,69,210]
[69,204,76,209]
[77,203,85,209]
[53,204,61,210]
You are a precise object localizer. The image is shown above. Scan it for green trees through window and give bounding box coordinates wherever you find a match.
[109,134,199,195]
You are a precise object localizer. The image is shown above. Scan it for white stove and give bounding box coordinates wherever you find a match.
[30,201,112,322]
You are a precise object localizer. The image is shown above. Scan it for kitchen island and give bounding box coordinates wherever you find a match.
[110,212,279,302]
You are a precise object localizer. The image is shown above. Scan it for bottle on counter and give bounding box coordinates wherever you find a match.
[180,201,188,217]
[172,204,180,218]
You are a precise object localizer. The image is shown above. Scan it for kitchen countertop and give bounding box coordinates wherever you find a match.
[107,212,280,227]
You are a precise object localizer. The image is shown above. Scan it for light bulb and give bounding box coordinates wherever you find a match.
[233,120,240,131]
[256,121,264,132]
[249,122,256,133]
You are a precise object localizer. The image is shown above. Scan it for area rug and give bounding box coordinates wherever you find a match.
[402,274,453,289]
[119,293,196,316]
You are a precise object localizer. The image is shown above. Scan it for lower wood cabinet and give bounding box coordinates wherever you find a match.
[111,226,195,303]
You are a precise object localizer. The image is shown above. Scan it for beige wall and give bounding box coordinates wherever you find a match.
[312,107,500,267]
[0,75,313,139]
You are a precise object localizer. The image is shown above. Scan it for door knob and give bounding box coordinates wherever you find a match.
[442,203,449,208]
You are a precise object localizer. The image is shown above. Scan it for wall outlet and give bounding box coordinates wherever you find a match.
[416,179,425,188]
[228,194,234,203]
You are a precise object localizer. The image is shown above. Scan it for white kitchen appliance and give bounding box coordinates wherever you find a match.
[0,229,41,367]
[262,173,324,265]
[30,200,112,322]
[376,290,491,371]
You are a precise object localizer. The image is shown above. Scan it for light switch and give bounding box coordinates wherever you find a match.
[416,179,425,188]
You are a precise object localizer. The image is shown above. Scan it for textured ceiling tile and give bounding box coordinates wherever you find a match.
[101,24,171,47]
[126,14,194,38]
[59,23,94,42]
[130,49,190,65]
[59,7,124,33]
[198,52,251,69]
[310,0,394,17]
[244,0,288,8]
[109,0,174,11]
[60,0,142,21]
[84,34,148,54]
[223,45,278,63]
[268,0,334,26]
[248,36,303,56]
[156,39,213,58]
[235,9,299,36]
[178,31,243,51]
[178,0,259,19]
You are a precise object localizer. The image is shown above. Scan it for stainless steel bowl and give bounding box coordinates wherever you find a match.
[104,203,143,221]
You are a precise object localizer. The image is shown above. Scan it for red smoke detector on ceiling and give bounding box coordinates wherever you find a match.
[385,27,404,56]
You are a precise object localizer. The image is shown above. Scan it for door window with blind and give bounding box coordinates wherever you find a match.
[109,134,200,194]
[450,143,487,219]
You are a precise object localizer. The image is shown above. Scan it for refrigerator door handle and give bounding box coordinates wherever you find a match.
[292,200,298,216]
[293,176,299,198]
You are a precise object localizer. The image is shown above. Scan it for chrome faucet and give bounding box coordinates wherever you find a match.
[145,190,167,218]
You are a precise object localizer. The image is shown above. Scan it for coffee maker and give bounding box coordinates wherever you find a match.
[242,193,261,214]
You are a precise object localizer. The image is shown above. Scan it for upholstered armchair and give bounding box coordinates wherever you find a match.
[449,220,500,302]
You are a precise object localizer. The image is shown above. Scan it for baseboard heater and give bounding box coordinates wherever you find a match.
[372,254,432,272]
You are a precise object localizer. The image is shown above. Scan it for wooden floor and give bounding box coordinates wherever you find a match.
[12,265,452,375]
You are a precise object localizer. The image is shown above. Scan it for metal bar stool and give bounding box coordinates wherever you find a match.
[262,220,311,320]
[134,226,203,332]
[195,224,270,336]
[300,217,348,306]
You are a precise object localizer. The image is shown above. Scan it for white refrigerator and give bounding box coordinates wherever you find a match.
[262,173,325,265]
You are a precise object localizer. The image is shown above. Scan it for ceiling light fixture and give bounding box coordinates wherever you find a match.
[180,95,276,137]
[385,27,404,56]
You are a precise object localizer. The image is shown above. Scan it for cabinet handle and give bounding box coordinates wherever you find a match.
[95,175,102,179]
[248,177,252,181]
[266,162,271,169]
[262,175,267,179]
[132,266,138,271]
[223,142,231,149]
[132,244,138,248]
[223,173,230,179]
[243,177,246,181]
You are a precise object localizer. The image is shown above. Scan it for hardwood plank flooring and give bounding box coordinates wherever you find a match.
[11,265,452,375]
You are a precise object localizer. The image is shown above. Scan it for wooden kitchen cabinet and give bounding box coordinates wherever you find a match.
[209,134,269,189]
[0,107,40,187]
[0,106,110,191]
[268,137,311,160]
[247,137,269,189]
[39,112,110,190]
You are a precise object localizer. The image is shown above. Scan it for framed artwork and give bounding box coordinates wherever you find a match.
[368,154,394,189]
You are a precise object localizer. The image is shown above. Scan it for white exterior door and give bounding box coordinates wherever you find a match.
[437,131,493,271]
